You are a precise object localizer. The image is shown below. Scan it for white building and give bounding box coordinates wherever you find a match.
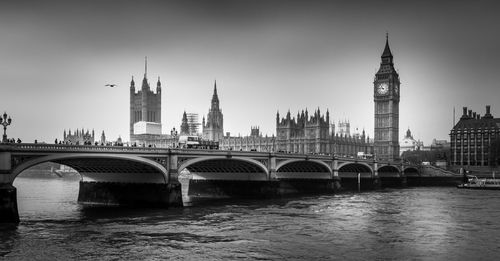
[400,128,423,155]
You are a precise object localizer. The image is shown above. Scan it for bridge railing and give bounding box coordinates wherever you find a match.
[1,143,413,167]
[6,143,170,153]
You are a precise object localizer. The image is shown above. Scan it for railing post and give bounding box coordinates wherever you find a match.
[269,153,277,180]
[167,149,179,184]
[332,158,339,178]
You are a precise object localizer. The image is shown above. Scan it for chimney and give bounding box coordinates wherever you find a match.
[463,107,467,116]
[473,112,477,119]
[477,114,481,119]
[468,110,472,118]
[483,105,493,119]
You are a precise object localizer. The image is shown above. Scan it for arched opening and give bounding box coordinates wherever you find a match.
[180,158,268,181]
[13,161,82,220]
[276,160,331,179]
[338,163,373,178]
[404,167,420,177]
[378,165,400,178]
[178,158,271,203]
[11,155,174,221]
[12,155,169,184]
[337,163,374,190]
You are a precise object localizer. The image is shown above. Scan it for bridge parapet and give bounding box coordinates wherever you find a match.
[6,143,170,154]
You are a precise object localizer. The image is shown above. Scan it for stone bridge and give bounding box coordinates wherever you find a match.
[0,143,419,223]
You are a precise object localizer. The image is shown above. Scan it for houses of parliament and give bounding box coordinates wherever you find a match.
[129,36,401,160]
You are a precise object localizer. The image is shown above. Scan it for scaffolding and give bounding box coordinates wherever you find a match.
[186,113,201,136]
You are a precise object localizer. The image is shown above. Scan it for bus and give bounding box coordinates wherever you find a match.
[178,135,219,150]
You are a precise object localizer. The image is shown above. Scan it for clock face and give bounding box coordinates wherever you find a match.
[377,83,389,95]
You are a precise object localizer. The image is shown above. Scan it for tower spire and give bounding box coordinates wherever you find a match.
[214,79,217,96]
[144,56,148,79]
[382,33,393,58]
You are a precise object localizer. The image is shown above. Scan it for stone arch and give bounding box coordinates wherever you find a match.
[337,162,373,173]
[276,159,332,173]
[178,156,269,181]
[377,165,401,178]
[275,159,332,180]
[337,162,373,178]
[11,154,169,184]
[378,165,401,173]
[403,167,420,176]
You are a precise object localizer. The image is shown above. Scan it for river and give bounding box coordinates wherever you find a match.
[1,177,500,260]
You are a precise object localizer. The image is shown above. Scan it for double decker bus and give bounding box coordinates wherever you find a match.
[178,135,219,150]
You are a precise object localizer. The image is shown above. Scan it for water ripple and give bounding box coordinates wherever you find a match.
[4,179,500,260]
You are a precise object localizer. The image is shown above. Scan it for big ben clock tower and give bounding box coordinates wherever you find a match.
[374,34,400,161]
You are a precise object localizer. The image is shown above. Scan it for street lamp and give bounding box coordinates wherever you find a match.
[170,127,178,148]
[0,112,12,143]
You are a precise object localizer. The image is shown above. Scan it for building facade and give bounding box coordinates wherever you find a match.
[450,106,500,167]
[400,128,423,155]
[130,57,162,142]
[374,35,400,161]
[337,120,350,136]
[180,111,190,136]
[63,129,95,144]
[202,81,224,142]
[273,108,372,155]
[219,127,276,152]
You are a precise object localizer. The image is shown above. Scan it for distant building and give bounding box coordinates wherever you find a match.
[219,127,276,152]
[400,128,423,155]
[180,111,190,136]
[337,120,350,136]
[250,126,260,137]
[275,108,372,155]
[63,129,95,144]
[450,105,500,167]
[202,81,224,142]
[430,139,449,151]
[100,131,106,144]
[130,57,162,143]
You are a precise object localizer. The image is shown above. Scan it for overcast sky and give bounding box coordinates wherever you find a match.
[1,0,499,144]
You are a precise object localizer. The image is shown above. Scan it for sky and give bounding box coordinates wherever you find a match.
[1,0,499,144]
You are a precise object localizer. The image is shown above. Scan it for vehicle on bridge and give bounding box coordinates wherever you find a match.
[178,135,219,150]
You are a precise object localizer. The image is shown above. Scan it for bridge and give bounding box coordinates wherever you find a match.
[0,143,419,223]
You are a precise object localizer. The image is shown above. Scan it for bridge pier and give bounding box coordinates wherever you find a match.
[78,181,182,207]
[0,184,19,224]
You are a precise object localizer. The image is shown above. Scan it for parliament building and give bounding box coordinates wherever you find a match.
[128,35,402,158]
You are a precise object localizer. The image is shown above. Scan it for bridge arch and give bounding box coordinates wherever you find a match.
[337,162,373,173]
[11,154,169,184]
[276,159,332,173]
[377,165,401,178]
[378,165,401,173]
[337,162,373,178]
[275,159,332,179]
[403,167,420,176]
[178,156,268,181]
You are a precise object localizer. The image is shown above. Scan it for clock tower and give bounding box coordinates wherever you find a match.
[374,34,400,161]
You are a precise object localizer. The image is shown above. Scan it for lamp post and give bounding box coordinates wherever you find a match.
[0,112,12,143]
[170,127,178,148]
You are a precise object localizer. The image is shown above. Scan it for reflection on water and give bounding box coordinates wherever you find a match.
[1,177,500,260]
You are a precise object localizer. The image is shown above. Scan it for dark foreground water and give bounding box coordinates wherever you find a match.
[2,178,500,260]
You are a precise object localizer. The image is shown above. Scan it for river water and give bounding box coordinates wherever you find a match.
[2,177,500,260]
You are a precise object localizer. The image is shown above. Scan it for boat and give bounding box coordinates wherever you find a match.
[457,176,500,190]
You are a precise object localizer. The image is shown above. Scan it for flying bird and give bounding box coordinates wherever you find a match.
[105,84,117,87]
